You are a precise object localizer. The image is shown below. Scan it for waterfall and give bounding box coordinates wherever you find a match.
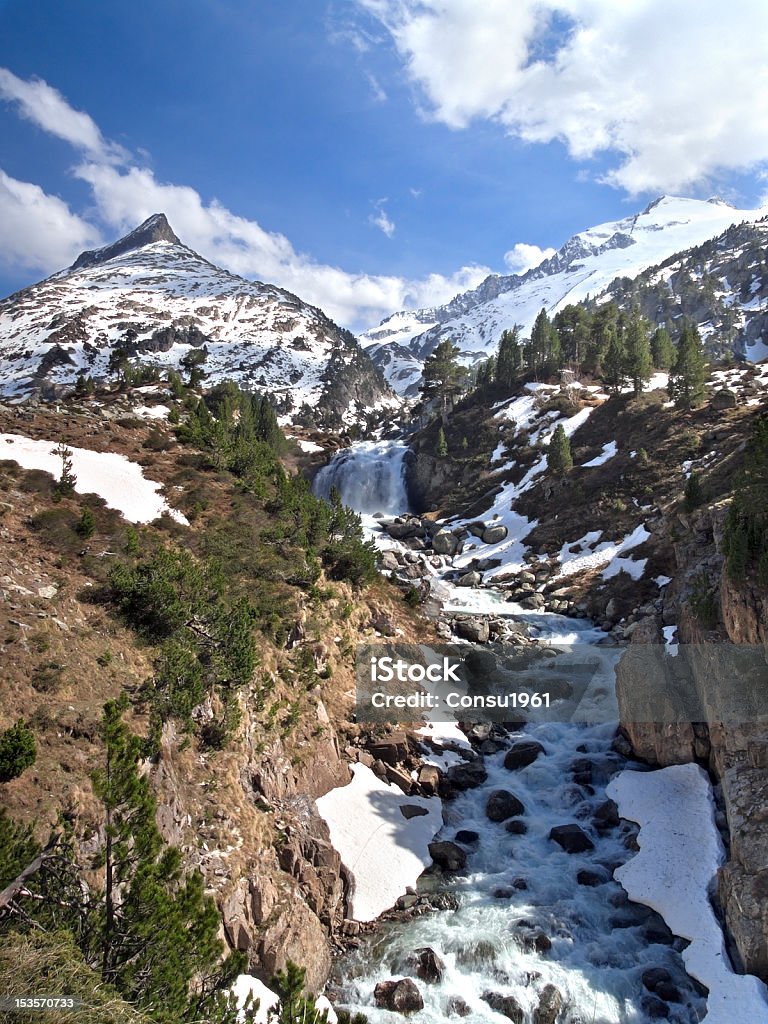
[314,440,410,517]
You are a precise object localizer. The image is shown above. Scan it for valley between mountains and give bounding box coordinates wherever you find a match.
[1,198,768,1024]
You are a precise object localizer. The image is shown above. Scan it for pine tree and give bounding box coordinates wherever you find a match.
[92,698,248,1022]
[668,323,707,409]
[547,424,573,476]
[601,326,627,394]
[625,309,653,397]
[684,472,704,512]
[420,340,469,417]
[77,507,97,538]
[0,720,36,783]
[651,326,675,370]
[52,441,77,497]
[528,309,560,374]
[495,326,523,388]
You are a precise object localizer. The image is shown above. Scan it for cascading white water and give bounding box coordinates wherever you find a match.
[314,440,410,517]
[322,442,708,1023]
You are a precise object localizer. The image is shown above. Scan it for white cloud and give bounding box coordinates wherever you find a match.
[0,68,490,329]
[369,199,396,237]
[0,67,127,164]
[503,242,556,274]
[353,0,768,194]
[75,162,489,327]
[0,169,102,275]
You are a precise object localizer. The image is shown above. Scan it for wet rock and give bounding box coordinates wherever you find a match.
[641,967,674,993]
[512,877,528,890]
[374,979,424,1015]
[494,887,513,899]
[505,819,528,835]
[515,926,552,954]
[455,829,480,845]
[571,758,593,786]
[486,789,525,822]
[549,824,595,853]
[641,995,670,1019]
[481,991,524,1023]
[576,869,607,887]
[456,940,498,967]
[429,841,467,871]
[504,740,545,770]
[533,983,564,1024]
[593,798,621,830]
[399,946,445,983]
[446,996,471,1017]
[440,761,488,796]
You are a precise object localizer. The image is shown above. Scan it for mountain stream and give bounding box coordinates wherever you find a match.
[315,441,712,1024]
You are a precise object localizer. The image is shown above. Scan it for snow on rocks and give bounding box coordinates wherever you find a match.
[581,440,617,468]
[0,433,188,525]
[607,764,768,1024]
[315,763,443,923]
[227,977,339,1024]
[555,524,650,580]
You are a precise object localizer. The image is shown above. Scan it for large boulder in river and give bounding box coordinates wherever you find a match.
[549,823,594,853]
[432,529,460,555]
[429,841,467,871]
[398,947,445,983]
[481,991,524,1023]
[534,984,564,1024]
[455,617,490,643]
[374,979,424,1015]
[503,740,545,770]
[486,789,525,822]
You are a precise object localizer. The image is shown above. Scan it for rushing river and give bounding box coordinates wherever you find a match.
[315,442,708,1024]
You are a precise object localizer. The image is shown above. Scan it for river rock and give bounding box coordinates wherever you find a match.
[446,996,471,1017]
[457,570,482,587]
[533,984,564,1024]
[593,798,621,831]
[386,519,424,540]
[374,979,424,1015]
[417,765,441,795]
[433,529,460,555]
[503,740,545,770]
[468,521,487,537]
[486,789,525,822]
[429,841,467,871]
[482,524,509,544]
[441,761,488,796]
[505,819,528,835]
[549,824,595,853]
[399,946,445,983]
[455,829,480,844]
[481,991,524,1023]
[641,995,671,1019]
[455,617,490,643]
[577,868,607,887]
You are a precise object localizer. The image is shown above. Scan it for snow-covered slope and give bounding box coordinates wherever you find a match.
[0,215,396,426]
[362,197,768,394]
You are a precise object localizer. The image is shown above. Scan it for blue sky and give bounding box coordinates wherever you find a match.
[1,0,767,331]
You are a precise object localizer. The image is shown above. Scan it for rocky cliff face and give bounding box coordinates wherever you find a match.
[616,504,768,980]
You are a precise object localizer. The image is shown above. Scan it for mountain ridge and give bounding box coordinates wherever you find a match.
[0,216,397,427]
[362,196,768,394]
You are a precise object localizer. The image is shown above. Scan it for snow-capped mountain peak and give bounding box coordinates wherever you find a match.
[0,217,396,426]
[362,195,768,394]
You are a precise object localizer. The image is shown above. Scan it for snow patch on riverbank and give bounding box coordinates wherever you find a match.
[316,763,443,922]
[607,763,768,1023]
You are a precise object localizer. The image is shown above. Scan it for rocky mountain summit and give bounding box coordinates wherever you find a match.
[0,215,396,427]
[363,196,768,394]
